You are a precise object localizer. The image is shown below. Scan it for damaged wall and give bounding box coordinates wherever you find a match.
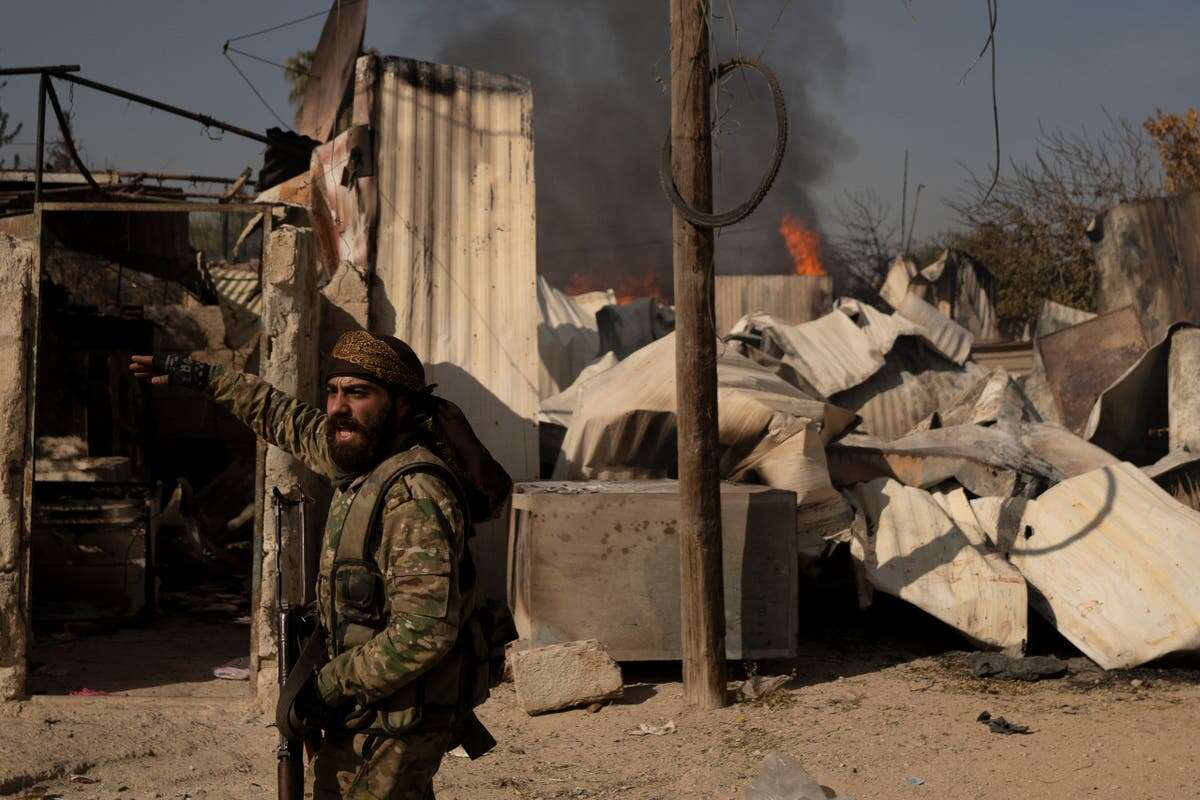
[0,234,38,699]
[253,225,322,703]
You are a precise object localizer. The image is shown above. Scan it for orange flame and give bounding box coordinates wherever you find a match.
[778,213,826,277]
[564,271,670,305]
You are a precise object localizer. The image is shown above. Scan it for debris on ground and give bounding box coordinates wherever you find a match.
[977,711,1032,735]
[529,253,1200,673]
[628,720,676,737]
[969,653,1068,681]
[735,674,792,703]
[212,656,251,681]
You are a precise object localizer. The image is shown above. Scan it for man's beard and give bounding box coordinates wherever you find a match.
[326,406,396,474]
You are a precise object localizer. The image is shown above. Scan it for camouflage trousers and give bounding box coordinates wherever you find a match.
[313,725,453,800]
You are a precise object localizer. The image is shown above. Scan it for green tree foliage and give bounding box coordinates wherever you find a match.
[284,49,316,113]
[947,114,1161,334]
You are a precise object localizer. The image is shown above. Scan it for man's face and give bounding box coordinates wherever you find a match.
[325,377,395,473]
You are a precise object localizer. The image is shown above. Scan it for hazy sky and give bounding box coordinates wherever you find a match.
[1,1,1195,243]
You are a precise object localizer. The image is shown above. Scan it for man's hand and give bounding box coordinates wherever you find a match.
[129,355,170,385]
[129,354,212,389]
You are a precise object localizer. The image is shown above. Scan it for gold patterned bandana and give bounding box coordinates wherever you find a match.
[327,330,426,392]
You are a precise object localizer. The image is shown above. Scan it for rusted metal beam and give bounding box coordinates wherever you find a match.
[53,72,291,150]
[43,81,101,192]
[38,201,269,213]
[0,169,257,187]
[0,65,79,76]
[33,75,46,204]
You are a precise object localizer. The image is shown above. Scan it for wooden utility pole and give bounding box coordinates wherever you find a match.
[669,0,728,709]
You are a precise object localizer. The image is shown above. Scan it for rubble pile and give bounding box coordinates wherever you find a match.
[533,253,1200,676]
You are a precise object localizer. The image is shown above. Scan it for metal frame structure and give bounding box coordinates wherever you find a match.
[0,64,302,205]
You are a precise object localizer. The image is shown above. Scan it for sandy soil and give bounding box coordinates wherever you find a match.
[5,601,1200,800]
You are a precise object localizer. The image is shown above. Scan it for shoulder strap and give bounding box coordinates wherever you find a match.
[335,448,472,564]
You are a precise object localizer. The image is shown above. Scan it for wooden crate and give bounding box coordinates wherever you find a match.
[508,480,798,661]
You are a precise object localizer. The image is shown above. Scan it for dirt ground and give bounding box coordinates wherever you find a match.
[4,600,1200,800]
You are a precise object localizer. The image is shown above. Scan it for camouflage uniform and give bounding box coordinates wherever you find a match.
[207,366,470,799]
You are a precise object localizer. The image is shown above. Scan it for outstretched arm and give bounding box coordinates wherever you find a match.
[130,354,337,479]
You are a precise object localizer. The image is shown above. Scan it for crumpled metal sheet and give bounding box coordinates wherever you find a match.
[829,339,987,441]
[880,255,975,364]
[847,479,1027,651]
[1083,321,1195,464]
[1038,305,1147,435]
[553,333,857,511]
[996,462,1200,669]
[730,300,931,398]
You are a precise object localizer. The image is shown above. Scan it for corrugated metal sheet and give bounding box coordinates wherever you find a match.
[1092,191,1200,343]
[830,342,987,441]
[881,255,974,364]
[1002,462,1200,669]
[918,249,1001,341]
[208,265,261,316]
[370,57,539,478]
[714,274,832,334]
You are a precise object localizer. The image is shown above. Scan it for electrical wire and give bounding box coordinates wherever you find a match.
[224,45,319,79]
[222,51,292,131]
[223,0,365,45]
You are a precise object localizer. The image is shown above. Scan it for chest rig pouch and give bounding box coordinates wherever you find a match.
[329,448,476,737]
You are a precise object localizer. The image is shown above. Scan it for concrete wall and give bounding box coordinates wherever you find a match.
[0,234,37,699]
[253,225,322,703]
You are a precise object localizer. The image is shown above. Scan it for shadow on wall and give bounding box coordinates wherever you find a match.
[426,360,537,602]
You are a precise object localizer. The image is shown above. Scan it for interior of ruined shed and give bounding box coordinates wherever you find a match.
[28,207,261,697]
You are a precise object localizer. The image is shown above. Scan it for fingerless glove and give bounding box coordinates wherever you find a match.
[151,353,213,389]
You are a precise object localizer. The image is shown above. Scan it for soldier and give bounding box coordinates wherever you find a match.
[131,329,511,800]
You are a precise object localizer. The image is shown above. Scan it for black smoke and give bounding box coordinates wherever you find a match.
[433,1,854,297]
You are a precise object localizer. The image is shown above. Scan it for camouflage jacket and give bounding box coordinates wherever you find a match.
[206,367,468,707]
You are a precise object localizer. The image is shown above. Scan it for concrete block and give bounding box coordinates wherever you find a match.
[510,639,623,715]
[1169,328,1200,453]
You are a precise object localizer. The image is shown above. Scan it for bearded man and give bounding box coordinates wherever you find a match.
[131,329,511,800]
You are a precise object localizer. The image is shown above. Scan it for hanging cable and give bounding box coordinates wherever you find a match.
[659,57,787,229]
[222,51,292,131]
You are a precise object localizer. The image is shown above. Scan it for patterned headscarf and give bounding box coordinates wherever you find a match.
[325,330,427,393]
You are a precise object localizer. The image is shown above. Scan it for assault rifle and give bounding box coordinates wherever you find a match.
[272,486,311,800]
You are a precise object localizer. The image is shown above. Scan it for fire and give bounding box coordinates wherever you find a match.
[564,271,671,305]
[778,213,826,277]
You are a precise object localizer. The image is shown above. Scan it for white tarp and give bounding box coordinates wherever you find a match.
[537,275,614,399]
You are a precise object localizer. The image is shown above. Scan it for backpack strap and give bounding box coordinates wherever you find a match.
[334,448,471,564]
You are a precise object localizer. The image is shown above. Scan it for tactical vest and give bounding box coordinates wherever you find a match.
[321,446,491,737]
